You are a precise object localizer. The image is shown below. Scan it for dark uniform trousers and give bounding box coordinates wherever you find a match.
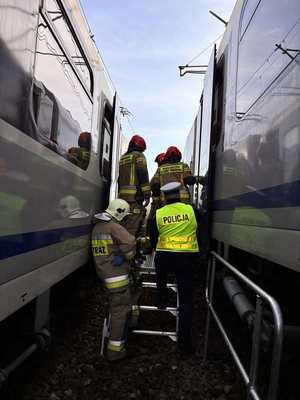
[155,251,194,345]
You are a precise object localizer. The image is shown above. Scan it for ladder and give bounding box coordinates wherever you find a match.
[101,253,179,355]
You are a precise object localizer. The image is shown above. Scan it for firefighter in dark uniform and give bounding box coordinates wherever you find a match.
[149,182,199,354]
[91,198,136,361]
[118,134,150,237]
[68,131,91,170]
[147,153,165,234]
[150,146,192,206]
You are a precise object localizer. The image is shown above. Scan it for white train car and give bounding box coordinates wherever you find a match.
[0,0,125,335]
[184,0,300,277]
[183,1,300,395]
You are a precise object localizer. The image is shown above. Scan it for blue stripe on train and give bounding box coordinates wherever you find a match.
[213,180,300,211]
[0,224,92,260]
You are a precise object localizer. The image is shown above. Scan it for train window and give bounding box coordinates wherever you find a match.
[236,0,300,115]
[44,0,93,95]
[34,83,53,141]
[34,14,92,167]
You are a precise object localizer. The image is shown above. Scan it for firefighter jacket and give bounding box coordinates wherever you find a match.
[150,162,192,204]
[91,212,136,290]
[118,151,150,204]
[154,202,199,253]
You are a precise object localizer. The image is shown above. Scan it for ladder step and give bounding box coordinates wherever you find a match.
[140,271,156,275]
[142,282,177,289]
[132,329,177,337]
[138,305,178,312]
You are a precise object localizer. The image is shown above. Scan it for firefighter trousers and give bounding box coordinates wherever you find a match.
[94,261,132,360]
[122,202,146,237]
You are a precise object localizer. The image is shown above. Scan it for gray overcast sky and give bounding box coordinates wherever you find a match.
[80,0,236,176]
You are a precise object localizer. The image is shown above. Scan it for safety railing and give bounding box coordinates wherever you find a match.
[204,251,283,400]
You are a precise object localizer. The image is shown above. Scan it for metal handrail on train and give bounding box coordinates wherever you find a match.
[203,251,283,400]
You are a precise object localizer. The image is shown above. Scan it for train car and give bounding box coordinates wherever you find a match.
[0,0,126,343]
[184,0,300,310]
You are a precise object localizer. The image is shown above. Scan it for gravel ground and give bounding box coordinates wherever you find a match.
[2,262,245,400]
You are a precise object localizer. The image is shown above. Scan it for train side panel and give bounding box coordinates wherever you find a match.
[211,0,300,271]
[183,0,300,272]
[0,0,122,322]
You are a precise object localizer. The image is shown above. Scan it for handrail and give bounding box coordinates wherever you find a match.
[204,251,283,400]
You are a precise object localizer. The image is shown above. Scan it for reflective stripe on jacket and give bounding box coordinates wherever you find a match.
[151,162,192,204]
[156,202,198,252]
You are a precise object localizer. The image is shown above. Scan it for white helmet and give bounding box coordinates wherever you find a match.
[106,198,131,222]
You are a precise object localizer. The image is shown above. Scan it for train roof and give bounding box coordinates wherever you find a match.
[63,0,115,94]
[216,0,242,62]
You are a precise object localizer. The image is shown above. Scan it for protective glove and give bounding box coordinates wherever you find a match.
[112,254,124,267]
[143,198,150,207]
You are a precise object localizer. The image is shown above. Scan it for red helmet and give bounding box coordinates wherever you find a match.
[155,153,165,165]
[165,146,182,161]
[78,131,91,148]
[130,134,146,151]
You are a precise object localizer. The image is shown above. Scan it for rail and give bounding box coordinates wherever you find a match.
[203,251,283,400]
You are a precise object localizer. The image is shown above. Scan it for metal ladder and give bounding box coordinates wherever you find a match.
[100,253,179,355]
[131,252,179,341]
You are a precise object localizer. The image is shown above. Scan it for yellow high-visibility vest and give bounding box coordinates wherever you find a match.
[156,202,198,252]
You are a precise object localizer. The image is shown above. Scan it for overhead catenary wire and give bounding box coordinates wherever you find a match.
[185,32,224,66]
[124,114,135,134]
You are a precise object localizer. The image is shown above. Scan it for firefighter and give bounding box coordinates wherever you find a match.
[118,134,150,237]
[68,132,91,170]
[147,153,166,234]
[154,153,165,167]
[149,182,199,354]
[150,146,192,206]
[91,198,136,361]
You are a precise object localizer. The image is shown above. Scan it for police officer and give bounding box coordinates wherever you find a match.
[118,134,150,237]
[149,182,199,354]
[150,146,192,206]
[91,198,136,361]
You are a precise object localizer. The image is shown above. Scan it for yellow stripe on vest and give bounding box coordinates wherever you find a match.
[158,242,198,250]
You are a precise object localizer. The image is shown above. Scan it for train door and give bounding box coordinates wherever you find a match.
[109,94,121,202]
[99,96,115,208]
[194,99,203,207]
[197,45,216,252]
[197,44,216,211]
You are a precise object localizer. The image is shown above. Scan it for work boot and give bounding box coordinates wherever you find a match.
[107,349,127,362]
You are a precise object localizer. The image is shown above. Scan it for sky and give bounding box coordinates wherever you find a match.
[79,0,236,176]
